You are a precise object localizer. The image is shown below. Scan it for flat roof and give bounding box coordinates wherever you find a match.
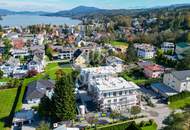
[81,66,117,75]
[90,77,139,91]
[151,83,178,97]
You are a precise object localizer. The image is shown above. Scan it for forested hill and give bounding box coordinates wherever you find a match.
[44,4,190,19]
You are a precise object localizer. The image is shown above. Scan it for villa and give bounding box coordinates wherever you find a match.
[163,70,190,92]
[161,42,175,52]
[134,43,156,59]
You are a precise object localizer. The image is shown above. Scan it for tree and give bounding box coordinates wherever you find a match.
[86,116,98,127]
[0,70,4,78]
[176,52,190,70]
[36,121,50,130]
[52,74,76,121]
[126,43,138,63]
[55,69,65,79]
[187,32,190,43]
[162,112,190,130]
[38,96,52,118]
[125,122,142,130]
[27,69,38,77]
[130,106,141,117]
[110,111,121,122]
[71,70,80,82]
[89,51,104,67]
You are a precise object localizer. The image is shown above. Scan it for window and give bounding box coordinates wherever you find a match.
[108,100,111,103]
[119,91,122,95]
[113,92,116,96]
[104,93,107,97]
[114,99,117,102]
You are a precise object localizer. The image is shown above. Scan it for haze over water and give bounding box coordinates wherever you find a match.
[0,15,81,27]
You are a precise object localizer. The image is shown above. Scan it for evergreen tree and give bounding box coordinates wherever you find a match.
[126,43,138,63]
[36,121,50,130]
[52,74,76,121]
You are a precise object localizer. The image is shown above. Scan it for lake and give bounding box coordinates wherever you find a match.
[0,15,81,27]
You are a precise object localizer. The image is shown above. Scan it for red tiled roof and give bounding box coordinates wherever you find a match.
[144,64,164,71]
[12,38,25,49]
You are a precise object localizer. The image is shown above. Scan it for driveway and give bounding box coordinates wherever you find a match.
[144,102,171,129]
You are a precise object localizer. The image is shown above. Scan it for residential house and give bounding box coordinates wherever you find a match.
[176,42,190,59]
[143,64,165,78]
[161,42,175,53]
[25,80,55,104]
[106,56,124,73]
[0,64,15,77]
[12,38,25,49]
[75,40,87,47]
[28,54,45,73]
[13,110,34,126]
[134,43,156,59]
[163,70,190,92]
[13,65,28,79]
[10,47,30,58]
[58,48,75,60]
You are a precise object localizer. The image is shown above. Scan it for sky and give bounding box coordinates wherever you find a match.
[0,0,190,12]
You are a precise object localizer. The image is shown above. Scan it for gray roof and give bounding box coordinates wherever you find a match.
[25,80,55,100]
[172,70,190,81]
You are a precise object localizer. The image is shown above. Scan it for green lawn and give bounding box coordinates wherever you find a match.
[44,63,73,80]
[16,62,73,111]
[141,123,157,130]
[122,73,160,86]
[169,97,190,109]
[0,78,12,82]
[16,76,44,111]
[110,41,128,47]
[0,88,17,130]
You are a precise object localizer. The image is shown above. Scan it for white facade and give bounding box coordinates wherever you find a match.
[163,70,190,92]
[161,42,175,52]
[106,56,124,73]
[80,66,140,111]
[135,44,155,59]
[88,77,140,111]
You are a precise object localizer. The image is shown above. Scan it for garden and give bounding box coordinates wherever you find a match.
[168,91,190,109]
[120,68,160,86]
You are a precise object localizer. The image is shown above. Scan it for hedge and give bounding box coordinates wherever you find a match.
[169,91,190,102]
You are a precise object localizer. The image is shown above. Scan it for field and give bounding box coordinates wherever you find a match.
[169,97,190,109]
[0,88,17,130]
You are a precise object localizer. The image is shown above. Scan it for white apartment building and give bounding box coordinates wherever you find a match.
[79,66,140,111]
[80,66,119,84]
[134,44,155,59]
[88,77,140,111]
[163,70,190,92]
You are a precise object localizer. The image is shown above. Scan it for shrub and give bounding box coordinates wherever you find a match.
[169,91,190,102]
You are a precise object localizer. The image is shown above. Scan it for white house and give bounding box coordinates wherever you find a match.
[163,70,190,92]
[134,44,156,59]
[106,56,124,73]
[28,55,45,73]
[161,42,175,52]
